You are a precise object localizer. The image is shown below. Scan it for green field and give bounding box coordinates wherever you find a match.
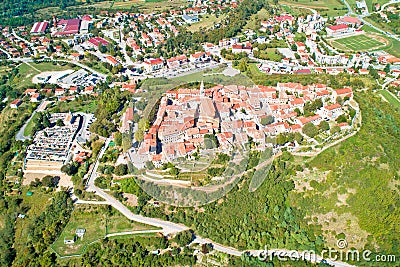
[52,205,159,256]
[9,62,73,89]
[362,25,400,57]
[331,34,385,51]
[187,14,226,32]
[170,67,254,87]
[88,0,186,12]
[23,112,39,136]
[49,98,98,113]
[13,189,52,259]
[280,0,348,17]
[379,90,400,109]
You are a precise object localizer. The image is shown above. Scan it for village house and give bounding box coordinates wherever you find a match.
[144,58,164,72]
[10,99,22,109]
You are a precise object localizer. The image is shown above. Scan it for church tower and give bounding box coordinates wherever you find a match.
[200,80,205,97]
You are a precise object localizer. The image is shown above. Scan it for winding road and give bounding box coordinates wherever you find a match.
[81,140,355,266]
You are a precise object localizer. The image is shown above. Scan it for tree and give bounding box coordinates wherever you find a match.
[318,121,330,132]
[384,64,391,73]
[138,118,150,131]
[276,133,288,145]
[61,162,79,176]
[336,114,347,123]
[42,175,59,188]
[98,44,107,53]
[302,123,318,138]
[114,164,128,176]
[134,129,144,142]
[114,132,122,146]
[294,132,303,143]
[330,125,340,135]
[56,119,64,127]
[173,230,194,246]
[169,166,180,176]
[145,161,155,170]
[261,115,274,126]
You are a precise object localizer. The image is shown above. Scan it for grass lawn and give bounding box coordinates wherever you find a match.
[384,36,400,58]
[23,112,39,136]
[13,188,52,259]
[187,14,226,32]
[12,63,40,88]
[30,62,73,72]
[365,0,390,11]
[52,205,159,256]
[331,34,385,52]
[379,90,400,109]
[244,8,272,31]
[280,0,348,17]
[106,211,160,234]
[170,68,254,87]
[49,98,98,113]
[9,62,73,89]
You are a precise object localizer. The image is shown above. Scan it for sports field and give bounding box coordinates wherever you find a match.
[331,34,386,51]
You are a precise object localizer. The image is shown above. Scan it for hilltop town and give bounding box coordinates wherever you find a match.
[134,81,356,169]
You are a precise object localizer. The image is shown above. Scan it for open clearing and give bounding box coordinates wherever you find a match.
[280,0,347,17]
[52,205,160,256]
[379,90,400,109]
[187,14,226,32]
[88,0,185,12]
[10,62,72,89]
[331,34,387,52]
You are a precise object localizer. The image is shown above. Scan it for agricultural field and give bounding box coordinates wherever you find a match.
[330,34,387,52]
[280,0,348,17]
[87,0,186,12]
[52,205,160,256]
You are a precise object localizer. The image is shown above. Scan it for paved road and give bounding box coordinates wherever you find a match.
[85,139,189,235]
[12,29,37,56]
[84,140,356,266]
[105,229,161,238]
[0,47,11,59]
[15,101,43,141]
[75,199,110,205]
[52,59,107,79]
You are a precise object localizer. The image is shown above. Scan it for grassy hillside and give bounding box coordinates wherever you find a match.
[291,91,400,256]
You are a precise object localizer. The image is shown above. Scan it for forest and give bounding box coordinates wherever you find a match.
[159,0,273,58]
[0,0,81,26]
